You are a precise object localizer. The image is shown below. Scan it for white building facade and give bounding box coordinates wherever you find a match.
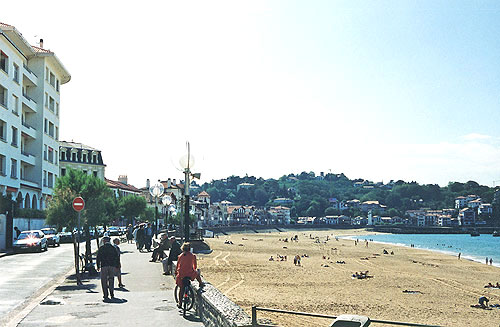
[0,22,70,209]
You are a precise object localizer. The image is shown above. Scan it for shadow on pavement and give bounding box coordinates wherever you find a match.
[56,284,97,292]
[103,297,128,304]
[181,312,202,322]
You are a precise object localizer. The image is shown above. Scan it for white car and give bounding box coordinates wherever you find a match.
[13,230,48,253]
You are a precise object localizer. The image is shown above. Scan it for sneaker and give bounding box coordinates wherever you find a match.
[103,296,109,302]
[118,284,125,288]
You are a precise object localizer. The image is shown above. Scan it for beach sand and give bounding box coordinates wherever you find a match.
[197,229,500,327]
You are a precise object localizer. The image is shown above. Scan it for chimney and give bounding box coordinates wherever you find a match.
[172,179,176,185]
[39,38,44,48]
[118,175,128,185]
[146,179,150,189]
[167,178,171,188]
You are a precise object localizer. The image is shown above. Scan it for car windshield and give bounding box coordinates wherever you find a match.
[42,230,56,235]
[18,232,40,239]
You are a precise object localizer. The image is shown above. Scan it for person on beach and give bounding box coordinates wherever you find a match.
[112,238,125,288]
[458,253,461,260]
[489,258,493,265]
[176,242,204,307]
[479,296,489,309]
[486,257,488,265]
[96,236,120,301]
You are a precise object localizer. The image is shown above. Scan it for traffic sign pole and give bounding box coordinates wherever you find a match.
[73,197,85,286]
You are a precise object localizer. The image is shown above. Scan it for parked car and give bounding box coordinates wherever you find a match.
[41,228,60,247]
[108,226,121,236]
[13,230,48,253]
[58,230,73,243]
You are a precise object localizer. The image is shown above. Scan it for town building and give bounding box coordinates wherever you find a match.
[458,208,476,226]
[0,22,70,209]
[268,206,291,224]
[59,141,105,180]
[106,176,141,198]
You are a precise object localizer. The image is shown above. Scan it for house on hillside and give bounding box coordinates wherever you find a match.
[458,208,476,226]
[269,206,291,224]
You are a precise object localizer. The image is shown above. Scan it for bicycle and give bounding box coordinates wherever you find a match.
[174,277,195,317]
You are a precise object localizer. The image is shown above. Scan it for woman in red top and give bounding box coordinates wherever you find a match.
[176,242,204,306]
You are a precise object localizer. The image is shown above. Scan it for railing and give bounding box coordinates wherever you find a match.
[251,306,443,327]
[23,64,38,78]
[22,121,36,130]
[21,150,34,157]
[21,176,39,185]
[22,92,37,104]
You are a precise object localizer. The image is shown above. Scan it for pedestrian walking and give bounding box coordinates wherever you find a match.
[458,252,461,260]
[126,224,134,244]
[113,238,125,288]
[96,236,119,301]
[145,223,153,252]
[489,258,493,265]
[486,257,488,265]
[136,224,145,251]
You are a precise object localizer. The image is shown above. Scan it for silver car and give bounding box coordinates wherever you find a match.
[13,230,48,253]
[41,228,60,247]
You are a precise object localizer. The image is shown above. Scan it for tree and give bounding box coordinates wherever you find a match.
[118,195,147,224]
[324,207,340,216]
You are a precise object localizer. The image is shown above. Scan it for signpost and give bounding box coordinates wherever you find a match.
[73,197,84,285]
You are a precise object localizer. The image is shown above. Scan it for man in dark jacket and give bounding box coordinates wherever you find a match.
[150,233,169,262]
[96,236,119,301]
[166,236,182,275]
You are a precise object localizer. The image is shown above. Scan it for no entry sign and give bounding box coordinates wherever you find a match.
[72,197,85,212]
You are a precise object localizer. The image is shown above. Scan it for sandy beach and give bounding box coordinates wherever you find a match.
[197,229,500,327]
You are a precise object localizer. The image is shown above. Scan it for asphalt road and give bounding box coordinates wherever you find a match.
[0,243,81,324]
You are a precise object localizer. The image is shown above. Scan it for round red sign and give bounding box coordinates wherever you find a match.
[72,197,85,212]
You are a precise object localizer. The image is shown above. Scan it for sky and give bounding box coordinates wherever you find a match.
[3,1,500,188]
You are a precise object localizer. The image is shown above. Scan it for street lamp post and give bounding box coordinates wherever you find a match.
[149,181,164,238]
[162,194,172,231]
[179,142,200,242]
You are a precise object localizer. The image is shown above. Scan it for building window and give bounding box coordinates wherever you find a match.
[0,154,5,176]
[11,126,18,147]
[0,51,8,73]
[72,152,76,161]
[55,126,59,140]
[93,171,98,177]
[0,119,6,142]
[56,80,59,92]
[13,63,19,83]
[45,93,48,107]
[48,147,54,163]
[93,154,97,163]
[44,119,48,133]
[83,153,87,162]
[0,85,7,108]
[49,72,55,87]
[83,170,87,175]
[12,94,18,114]
[60,151,66,161]
[10,159,17,178]
[43,170,47,186]
[56,102,59,116]
[49,122,54,138]
[61,168,66,176]
[44,145,47,160]
[48,172,54,188]
[49,97,55,111]
[45,67,49,81]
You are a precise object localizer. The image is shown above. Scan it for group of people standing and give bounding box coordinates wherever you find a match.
[127,223,155,252]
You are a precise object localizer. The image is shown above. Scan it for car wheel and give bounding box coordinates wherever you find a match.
[57,242,60,247]
[38,244,43,253]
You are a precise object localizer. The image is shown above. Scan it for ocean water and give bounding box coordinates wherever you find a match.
[352,233,500,267]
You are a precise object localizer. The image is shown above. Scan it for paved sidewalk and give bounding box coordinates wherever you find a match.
[16,242,203,327]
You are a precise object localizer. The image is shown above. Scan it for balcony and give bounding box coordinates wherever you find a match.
[22,64,38,86]
[21,123,36,139]
[20,176,39,189]
[22,94,37,113]
[21,151,36,166]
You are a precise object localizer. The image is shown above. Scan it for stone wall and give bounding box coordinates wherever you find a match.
[191,282,252,327]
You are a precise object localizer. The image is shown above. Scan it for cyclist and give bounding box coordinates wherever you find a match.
[176,242,204,307]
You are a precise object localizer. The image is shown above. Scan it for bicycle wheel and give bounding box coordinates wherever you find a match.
[174,285,180,304]
[184,286,194,311]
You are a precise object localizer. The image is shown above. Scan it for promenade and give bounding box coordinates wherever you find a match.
[13,242,203,327]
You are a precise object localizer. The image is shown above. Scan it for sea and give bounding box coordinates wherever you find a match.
[349,233,500,267]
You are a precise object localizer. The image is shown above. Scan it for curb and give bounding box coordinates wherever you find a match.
[0,251,13,258]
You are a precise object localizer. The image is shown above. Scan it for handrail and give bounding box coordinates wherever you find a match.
[251,306,443,327]
[23,63,38,77]
[22,92,37,104]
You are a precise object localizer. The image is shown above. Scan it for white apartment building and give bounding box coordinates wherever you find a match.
[59,141,105,180]
[0,22,70,209]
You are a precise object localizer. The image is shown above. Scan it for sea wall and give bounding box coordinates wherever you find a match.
[191,282,252,327]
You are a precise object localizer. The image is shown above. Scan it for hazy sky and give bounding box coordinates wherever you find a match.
[4,1,500,187]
